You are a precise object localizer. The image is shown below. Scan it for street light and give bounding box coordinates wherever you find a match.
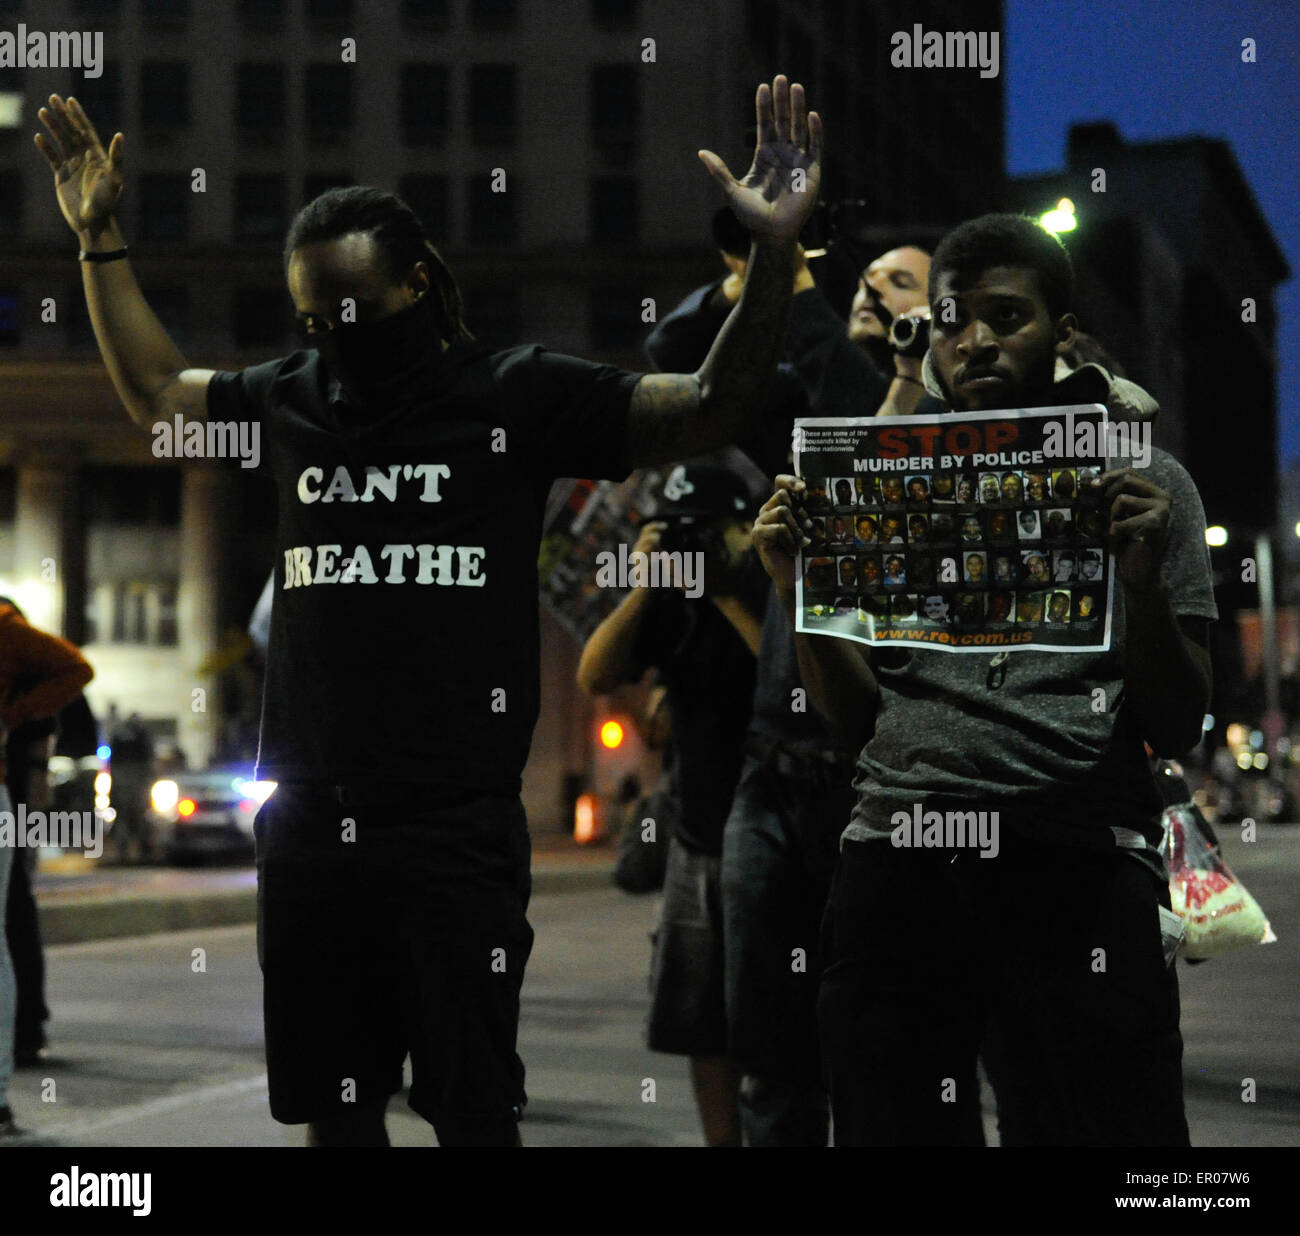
[1206,525,1284,755]
[1039,198,1077,235]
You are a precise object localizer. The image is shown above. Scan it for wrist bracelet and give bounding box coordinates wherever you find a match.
[893,372,923,386]
[78,246,129,263]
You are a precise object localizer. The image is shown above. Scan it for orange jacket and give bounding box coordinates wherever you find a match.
[0,603,94,782]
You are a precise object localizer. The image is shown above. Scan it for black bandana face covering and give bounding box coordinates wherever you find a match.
[314,296,443,411]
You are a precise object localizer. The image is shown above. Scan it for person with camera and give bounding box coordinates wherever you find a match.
[789,243,939,419]
[648,217,941,1145]
[753,213,1215,1147]
[577,464,768,1147]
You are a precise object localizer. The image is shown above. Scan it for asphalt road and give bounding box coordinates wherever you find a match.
[5,824,1297,1147]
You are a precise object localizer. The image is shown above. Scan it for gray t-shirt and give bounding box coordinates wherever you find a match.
[844,447,1217,863]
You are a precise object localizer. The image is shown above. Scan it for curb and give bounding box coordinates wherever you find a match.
[38,861,617,945]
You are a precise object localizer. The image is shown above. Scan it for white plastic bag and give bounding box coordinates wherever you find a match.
[1159,804,1276,960]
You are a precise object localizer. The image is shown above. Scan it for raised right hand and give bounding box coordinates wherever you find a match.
[35,94,125,239]
[752,475,812,589]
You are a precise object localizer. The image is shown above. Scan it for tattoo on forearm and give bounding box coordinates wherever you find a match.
[627,373,697,459]
[703,241,794,404]
[624,241,794,468]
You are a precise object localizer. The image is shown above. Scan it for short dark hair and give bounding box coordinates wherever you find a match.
[929,213,1074,321]
[284,186,473,343]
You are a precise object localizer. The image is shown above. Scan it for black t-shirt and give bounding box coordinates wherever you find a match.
[206,343,640,794]
[632,574,764,855]
[748,580,856,759]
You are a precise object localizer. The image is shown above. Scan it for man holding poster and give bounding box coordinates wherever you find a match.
[753,214,1216,1147]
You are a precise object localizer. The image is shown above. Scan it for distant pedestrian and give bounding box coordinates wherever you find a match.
[109,712,155,864]
[0,599,94,1139]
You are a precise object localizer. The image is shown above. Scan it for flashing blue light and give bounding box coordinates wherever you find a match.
[97,744,112,760]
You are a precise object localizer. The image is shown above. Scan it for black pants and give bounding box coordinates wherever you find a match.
[721,753,854,1146]
[819,832,1189,1147]
[254,783,534,1145]
[5,850,48,1053]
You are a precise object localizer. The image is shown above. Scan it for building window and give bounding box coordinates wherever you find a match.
[402,0,450,32]
[136,173,190,242]
[233,286,287,349]
[398,174,451,243]
[72,0,123,19]
[86,468,181,523]
[306,64,354,146]
[590,177,638,245]
[307,0,353,31]
[74,61,122,135]
[0,70,22,150]
[142,0,188,31]
[141,62,191,132]
[0,289,18,348]
[0,170,20,239]
[83,592,99,646]
[590,65,638,165]
[302,172,354,204]
[401,64,450,148]
[139,285,192,352]
[73,285,184,351]
[156,581,178,646]
[235,174,286,243]
[122,584,147,644]
[746,0,780,65]
[237,64,286,148]
[468,285,522,347]
[466,175,517,246]
[786,21,816,92]
[469,65,516,147]
[106,582,178,647]
[588,286,643,351]
[470,0,517,33]
[65,282,94,348]
[239,0,284,31]
[592,0,638,30]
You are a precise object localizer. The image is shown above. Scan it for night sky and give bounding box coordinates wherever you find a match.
[1005,0,1299,465]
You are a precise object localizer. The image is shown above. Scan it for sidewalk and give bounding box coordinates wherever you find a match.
[33,831,617,945]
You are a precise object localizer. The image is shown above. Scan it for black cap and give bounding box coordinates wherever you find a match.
[658,463,751,519]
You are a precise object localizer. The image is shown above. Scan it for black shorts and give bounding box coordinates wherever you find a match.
[647,837,728,1058]
[254,783,534,1143]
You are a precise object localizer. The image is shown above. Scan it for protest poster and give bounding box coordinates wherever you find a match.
[794,404,1116,652]
[538,468,669,644]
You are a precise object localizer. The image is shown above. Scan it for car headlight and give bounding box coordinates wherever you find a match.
[151,780,180,812]
[234,779,277,806]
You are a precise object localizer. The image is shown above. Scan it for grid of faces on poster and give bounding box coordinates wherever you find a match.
[799,465,1109,633]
